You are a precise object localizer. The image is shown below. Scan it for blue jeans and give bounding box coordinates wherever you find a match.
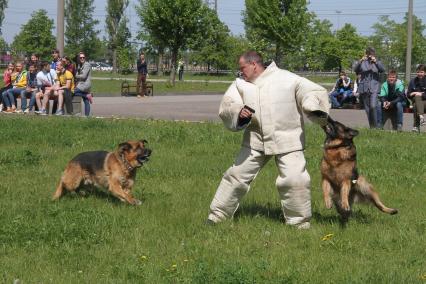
[74,88,90,116]
[20,90,36,110]
[329,90,354,108]
[382,101,405,127]
[360,92,381,128]
[3,88,25,108]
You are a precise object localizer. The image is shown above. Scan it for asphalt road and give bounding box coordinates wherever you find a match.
[89,94,424,133]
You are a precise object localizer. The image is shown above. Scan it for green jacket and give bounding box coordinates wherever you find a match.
[379,79,405,104]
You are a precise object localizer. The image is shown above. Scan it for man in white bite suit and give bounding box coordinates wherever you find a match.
[207,51,330,229]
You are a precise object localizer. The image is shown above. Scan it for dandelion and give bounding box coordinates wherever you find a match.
[140,255,148,261]
[321,233,334,241]
[183,259,189,262]
[420,273,426,280]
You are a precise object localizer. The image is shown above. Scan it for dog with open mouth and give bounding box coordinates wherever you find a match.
[320,117,398,220]
[53,140,151,205]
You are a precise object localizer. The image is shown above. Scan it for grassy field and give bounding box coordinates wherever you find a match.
[0,115,425,283]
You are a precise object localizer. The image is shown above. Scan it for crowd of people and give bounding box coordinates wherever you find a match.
[329,47,426,132]
[0,49,93,116]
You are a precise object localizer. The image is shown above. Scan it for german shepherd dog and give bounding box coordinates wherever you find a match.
[320,117,398,220]
[53,140,152,205]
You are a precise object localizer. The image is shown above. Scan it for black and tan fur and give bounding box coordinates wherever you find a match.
[53,140,151,205]
[320,117,398,220]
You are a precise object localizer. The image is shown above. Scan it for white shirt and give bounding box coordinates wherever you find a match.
[36,69,57,88]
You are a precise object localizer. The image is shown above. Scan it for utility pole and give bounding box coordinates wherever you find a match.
[57,0,65,56]
[405,0,413,84]
[214,0,217,13]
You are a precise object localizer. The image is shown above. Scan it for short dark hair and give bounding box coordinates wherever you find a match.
[41,61,50,68]
[240,51,263,65]
[365,47,376,56]
[416,64,426,72]
[52,49,60,54]
[388,69,397,76]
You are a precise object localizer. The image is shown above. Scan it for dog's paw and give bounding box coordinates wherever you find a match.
[341,202,350,212]
[133,199,142,206]
[325,199,333,209]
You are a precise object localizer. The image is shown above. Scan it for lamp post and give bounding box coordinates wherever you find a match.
[335,10,342,30]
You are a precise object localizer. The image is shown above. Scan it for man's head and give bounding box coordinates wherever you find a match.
[140,53,145,61]
[41,61,50,72]
[339,71,347,79]
[238,51,265,82]
[387,70,398,85]
[52,49,60,60]
[28,63,36,73]
[365,47,376,57]
[79,52,86,64]
[416,64,425,79]
[15,62,23,72]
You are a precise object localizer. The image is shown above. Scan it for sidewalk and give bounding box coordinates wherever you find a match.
[90,95,423,132]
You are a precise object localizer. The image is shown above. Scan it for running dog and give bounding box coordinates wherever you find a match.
[53,140,151,205]
[320,117,398,220]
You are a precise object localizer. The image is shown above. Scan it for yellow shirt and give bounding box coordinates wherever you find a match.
[57,70,75,92]
[14,71,27,88]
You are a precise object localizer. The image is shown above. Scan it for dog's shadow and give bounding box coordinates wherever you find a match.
[235,203,373,228]
[60,186,145,206]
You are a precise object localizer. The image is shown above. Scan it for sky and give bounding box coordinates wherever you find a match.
[2,0,426,44]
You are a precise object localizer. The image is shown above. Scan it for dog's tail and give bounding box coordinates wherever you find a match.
[52,179,65,201]
[354,176,398,215]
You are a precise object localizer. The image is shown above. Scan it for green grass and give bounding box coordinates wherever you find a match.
[0,116,425,283]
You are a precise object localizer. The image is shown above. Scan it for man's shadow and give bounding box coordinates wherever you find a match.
[235,203,371,228]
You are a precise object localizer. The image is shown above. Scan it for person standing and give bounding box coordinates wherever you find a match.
[206,51,330,229]
[74,52,92,116]
[178,59,184,81]
[136,53,148,97]
[354,47,385,128]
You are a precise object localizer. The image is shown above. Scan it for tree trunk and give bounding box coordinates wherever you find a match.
[159,52,164,76]
[113,48,117,73]
[275,43,282,67]
[169,50,177,86]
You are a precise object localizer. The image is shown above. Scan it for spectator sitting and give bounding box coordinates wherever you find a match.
[3,62,27,113]
[62,56,76,77]
[407,64,426,132]
[21,63,39,114]
[56,60,75,115]
[35,61,58,115]
[379,70,406,131]
[329,71,354,108]
[74,51,92,116]
[0,62,15,112]
[51,49,61,70]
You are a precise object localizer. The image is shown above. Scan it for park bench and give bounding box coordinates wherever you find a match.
[121,80,153,97]
[15,93,83,114]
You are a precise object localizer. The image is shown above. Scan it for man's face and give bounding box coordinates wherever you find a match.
[52,52,59,60]
[15,63,23,72]
[44,64,50,72]
[31,55,37,61]
[29,65,35,73]
[387,74,397,85]
[416,70,425,79]
[140,54,145,61]
[238,57,256,82]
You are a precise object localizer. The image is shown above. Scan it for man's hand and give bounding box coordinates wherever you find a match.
[383,101,391,110]
[370,56,377,63]
[239,107,253,120]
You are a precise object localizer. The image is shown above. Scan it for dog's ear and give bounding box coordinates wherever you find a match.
[118,142,132,154]
[346,128,359,138]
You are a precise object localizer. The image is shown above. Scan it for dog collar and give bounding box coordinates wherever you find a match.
[324,139,353,149]
[120,154,134,171]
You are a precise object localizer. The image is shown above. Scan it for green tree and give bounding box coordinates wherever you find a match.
[190,7,232,72]
[65,0,100,59]
[0,0,8,35]
[137,0,208,85]
[11,10,55,59]
[370,15,426,72]
[106,0,129,72]
[244,0,311,66]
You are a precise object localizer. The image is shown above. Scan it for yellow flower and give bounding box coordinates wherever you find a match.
[140,255,148,261]
[183,259,189,262]
[321,233,334,241]
[420,273,426,280]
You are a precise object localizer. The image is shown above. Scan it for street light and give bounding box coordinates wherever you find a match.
[335,10,342,31]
